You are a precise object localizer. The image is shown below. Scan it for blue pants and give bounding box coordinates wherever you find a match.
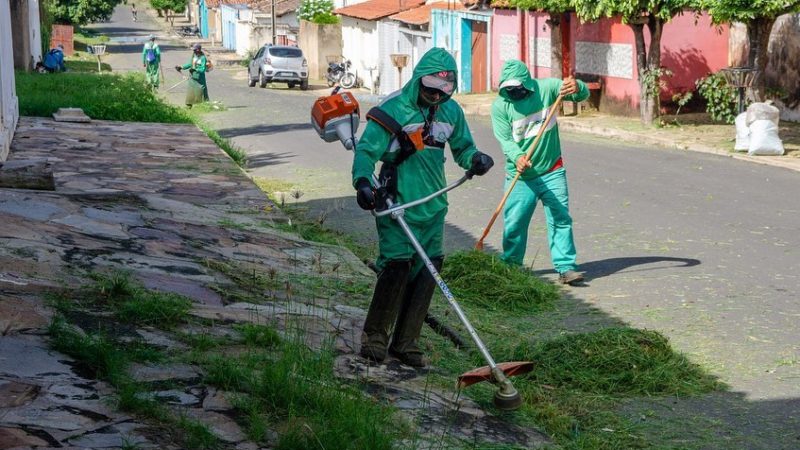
[501,168,577,272]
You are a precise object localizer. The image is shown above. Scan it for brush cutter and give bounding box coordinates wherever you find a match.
[311,89,534,410]
[165,76,189,93]
[476,95,565,250]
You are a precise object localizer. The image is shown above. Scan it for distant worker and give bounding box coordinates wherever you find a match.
[142,34,161,89]
[42,44,67,73]
[176,43,209,107]
[131,3,138,21]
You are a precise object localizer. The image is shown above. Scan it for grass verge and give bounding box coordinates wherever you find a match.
[14,70,247,166]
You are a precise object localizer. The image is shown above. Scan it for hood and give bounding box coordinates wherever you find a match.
[400,47,458,104]
[498,59,536,99]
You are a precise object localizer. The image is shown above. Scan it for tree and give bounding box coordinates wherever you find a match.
[48,0,123,25]
[510,0,574,79]
[298,0,339,24]
[701,0,800,99]
[574,0,695,125]
[151,0,185,23]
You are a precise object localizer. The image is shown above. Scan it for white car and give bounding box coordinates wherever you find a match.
[247,44,309,90]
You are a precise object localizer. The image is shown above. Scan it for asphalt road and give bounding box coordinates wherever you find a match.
[94,7,800,447]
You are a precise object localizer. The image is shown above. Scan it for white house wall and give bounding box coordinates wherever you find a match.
[28,0,42,65]
[333,0,371,10]
[0,0,19,161]
[341,16,379,92]
[377,20,401,95]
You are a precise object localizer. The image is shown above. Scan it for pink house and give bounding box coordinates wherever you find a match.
[490,9,730,113]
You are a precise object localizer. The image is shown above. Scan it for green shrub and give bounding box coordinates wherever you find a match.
[696,72,738,124]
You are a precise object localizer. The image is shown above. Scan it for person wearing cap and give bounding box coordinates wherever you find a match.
[176,43,209,106]
[352,47,495,368]
[142,34,161,89]
[491,59,589,286]
[42,44,66,73]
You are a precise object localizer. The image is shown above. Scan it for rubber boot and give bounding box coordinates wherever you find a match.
[360,259,412,363]
[389,257,443,368]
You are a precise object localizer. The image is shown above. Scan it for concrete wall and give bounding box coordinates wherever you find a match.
[1,0,20,161]
[491,9,729,112]
[299,20,342,79]
[10,0,41,70]
[341,17,379,91]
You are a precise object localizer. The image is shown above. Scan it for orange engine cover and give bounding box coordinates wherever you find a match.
[311,91,360,128]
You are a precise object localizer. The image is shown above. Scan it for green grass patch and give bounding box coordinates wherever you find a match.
[16,71,193,123]
[196,122,247,166]
[202,336,406,449]
[49,316,130,384]
[234,323,281,348]
[441,250,560,312]
[84,272,192,329]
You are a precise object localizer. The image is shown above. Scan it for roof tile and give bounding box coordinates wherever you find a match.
[390,1,464,26]
[335,0,426,21]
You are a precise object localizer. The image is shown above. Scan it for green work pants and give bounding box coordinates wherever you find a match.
[501,168,577,272]
[145,63,160,88]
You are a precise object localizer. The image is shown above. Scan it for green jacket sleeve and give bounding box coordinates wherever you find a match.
[155,45,161,63]
[491,100,526,164]
[563,79,590,103]
[142,46,147,64]
[447,106,479,170]
[352,120,391,187]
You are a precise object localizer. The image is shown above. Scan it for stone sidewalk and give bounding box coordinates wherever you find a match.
[454,92,800,174]
[0,117,548,449]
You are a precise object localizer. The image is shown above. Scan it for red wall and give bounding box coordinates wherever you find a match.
[491,10,729,109]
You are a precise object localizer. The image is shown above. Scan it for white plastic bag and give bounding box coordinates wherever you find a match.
[734,112,750,152]
[748,119,784,156]
[746,102,780,126]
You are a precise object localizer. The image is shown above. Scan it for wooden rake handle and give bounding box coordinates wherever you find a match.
[475,95,565,250]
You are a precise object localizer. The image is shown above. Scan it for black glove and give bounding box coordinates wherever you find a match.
[174,65,182,72]
[189,68,196,74]
[471,152,494,176]
[355,178,376,210]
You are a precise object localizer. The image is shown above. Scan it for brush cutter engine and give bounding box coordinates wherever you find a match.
[311,89,360,150]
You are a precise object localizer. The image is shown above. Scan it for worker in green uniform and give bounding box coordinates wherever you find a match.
[491,59,589,285]
[352,47,494,368]
[176,43,209,106]
[142,34,161,89]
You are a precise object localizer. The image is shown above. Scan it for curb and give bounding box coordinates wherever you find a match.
[460,102,800,174]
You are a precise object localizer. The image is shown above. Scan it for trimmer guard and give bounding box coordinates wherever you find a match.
[457,361,535,388]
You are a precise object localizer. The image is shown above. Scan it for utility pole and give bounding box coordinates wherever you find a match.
[271,0,276,45]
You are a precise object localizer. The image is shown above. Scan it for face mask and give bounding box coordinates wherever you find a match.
[419,85,451,106]
[505,85,529,101]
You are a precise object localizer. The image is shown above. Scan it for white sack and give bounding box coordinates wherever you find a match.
[734,112,750,151]
[748,119,784,156]
[746,102,780,126]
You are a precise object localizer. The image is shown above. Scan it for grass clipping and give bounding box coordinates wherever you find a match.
[515,328,722,396]
[440,250,559,312]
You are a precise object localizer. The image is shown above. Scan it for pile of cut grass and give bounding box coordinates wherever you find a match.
[506,327,724,448]
[440,250,560,312]
[515,327,721,396]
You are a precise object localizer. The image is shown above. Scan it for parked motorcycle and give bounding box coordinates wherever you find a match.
[326,59,357,89]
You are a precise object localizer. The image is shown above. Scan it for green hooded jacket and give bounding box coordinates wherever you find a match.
[181,53,207,83]
[352,47,480,223]
[491,60,589,179]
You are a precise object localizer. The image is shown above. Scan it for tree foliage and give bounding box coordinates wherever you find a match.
[151,0,186,14]
[701,0,800,97]
[48,0,123,25]
[573,0,695,125]
[298,0,339,24]
[510,0,573,13]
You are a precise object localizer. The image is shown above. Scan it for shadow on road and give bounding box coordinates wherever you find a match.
[574,256,701,281]
[246,151,295,169]
[220,122,311,139]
